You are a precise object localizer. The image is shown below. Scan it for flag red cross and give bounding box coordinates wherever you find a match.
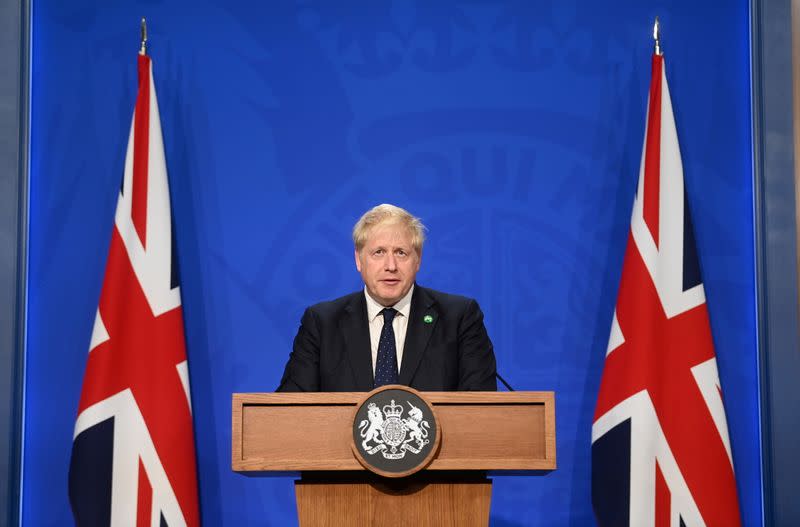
[77,213,198,527]
[594,232,739,526]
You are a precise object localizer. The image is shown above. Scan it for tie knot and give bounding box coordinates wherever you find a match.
[381,308,397,325]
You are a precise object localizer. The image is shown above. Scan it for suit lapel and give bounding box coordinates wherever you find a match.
[341,294,374,391]
[399,286,437,386]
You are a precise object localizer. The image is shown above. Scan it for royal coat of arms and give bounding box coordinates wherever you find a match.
[358,399,431,460]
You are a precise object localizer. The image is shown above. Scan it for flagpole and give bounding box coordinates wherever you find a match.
[139,17,147,55]
[653,17,662,55]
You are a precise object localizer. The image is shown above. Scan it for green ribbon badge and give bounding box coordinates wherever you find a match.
[423,315,434,324]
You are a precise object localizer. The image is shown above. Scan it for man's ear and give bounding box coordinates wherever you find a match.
[354,248,362,272]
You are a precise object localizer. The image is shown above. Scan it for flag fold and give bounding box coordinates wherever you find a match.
[591,54,741,527]
[69,53,201,527]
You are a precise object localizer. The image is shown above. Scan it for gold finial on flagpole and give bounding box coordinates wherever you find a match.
[653,17,662,55]
[139,17,148,55]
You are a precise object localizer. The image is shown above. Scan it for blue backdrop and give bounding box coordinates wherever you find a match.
[24,1,758,525]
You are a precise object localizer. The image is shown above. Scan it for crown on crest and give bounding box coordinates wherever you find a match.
[383,399,403,418]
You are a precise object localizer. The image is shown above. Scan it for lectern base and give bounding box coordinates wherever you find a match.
[295,472,492,527]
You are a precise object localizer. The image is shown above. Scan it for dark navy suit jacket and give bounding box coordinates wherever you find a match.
[277,285,497,392]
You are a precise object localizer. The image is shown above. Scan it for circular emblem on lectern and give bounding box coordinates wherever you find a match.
[351,385,441,477]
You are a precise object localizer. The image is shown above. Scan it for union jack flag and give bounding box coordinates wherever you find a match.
[591,53,741,526]
[68,52,201,526]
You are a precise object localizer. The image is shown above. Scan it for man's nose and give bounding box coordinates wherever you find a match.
[384,253,397,271]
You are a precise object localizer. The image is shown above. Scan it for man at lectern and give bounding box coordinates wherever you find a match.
[277,203,497,392]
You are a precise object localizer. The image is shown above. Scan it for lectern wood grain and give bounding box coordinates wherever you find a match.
[232,391,555,472]
[295,478,492,527]
[232,391,555,527]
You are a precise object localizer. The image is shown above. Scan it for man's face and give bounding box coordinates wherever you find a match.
[355,223,421,307]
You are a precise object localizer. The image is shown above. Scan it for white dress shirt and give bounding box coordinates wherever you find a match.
[364,285,414,375]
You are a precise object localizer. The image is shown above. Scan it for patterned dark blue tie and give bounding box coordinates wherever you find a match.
[374,308,399,387]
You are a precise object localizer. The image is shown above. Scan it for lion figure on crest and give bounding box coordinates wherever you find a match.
[359,403,384,450]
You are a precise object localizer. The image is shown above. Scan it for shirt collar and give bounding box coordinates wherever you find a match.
[364,284,414,322]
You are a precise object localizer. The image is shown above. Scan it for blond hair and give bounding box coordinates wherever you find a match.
[352,204,426,252]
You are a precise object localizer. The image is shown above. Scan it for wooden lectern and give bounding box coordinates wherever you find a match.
[232,391,555,526]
